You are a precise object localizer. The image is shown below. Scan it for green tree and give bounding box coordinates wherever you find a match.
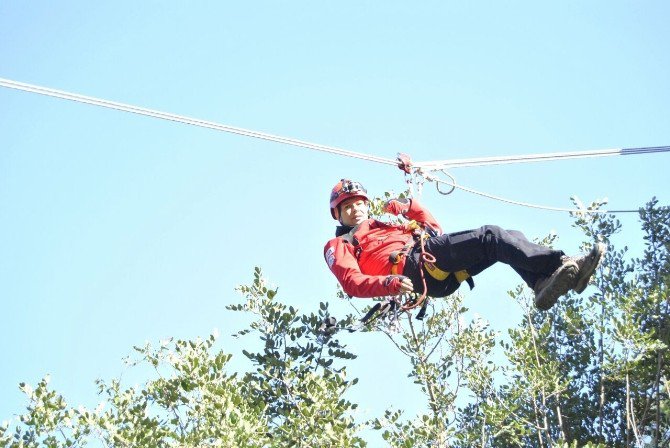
[453,198,669,447]
[1,268,363,448]
[367,197,668,447]
[228,267,363,447]
[2,197,668,448]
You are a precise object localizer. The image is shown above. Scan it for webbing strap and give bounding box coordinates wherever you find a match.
[347,300,399,332]
[424,263,474,288]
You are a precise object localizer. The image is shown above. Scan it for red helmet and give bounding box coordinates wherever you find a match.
[329,179,369,219]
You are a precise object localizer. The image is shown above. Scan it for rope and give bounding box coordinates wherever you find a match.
[425,172,638,214]
[401,233,434,311]
[414,146,670,170]
[0,78,398,167]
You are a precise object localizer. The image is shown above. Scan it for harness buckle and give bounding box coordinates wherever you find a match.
[389,250,406,275]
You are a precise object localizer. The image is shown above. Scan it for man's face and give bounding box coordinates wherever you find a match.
[338,197,369,226]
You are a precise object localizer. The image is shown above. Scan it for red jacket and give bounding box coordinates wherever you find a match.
[323,199,442,298]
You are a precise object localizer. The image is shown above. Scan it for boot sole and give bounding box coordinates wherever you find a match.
[535,263,578,311]
[573,243,606,294]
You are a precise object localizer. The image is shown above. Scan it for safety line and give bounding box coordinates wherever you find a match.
[0,78,398,167]
[428,175,638,214]
[415,146,670,169]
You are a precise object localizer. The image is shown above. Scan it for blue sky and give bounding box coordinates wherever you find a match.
[1,1,669,435]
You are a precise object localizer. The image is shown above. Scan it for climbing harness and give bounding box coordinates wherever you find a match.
[388,219,474,316]
[319,222,478,337]
[321,220,460,337]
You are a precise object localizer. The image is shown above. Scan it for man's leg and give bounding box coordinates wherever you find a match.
[424,225,564,286]
[504,230,561,287]
[424,225,577,309]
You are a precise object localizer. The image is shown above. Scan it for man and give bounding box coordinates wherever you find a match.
[323,179,605,310]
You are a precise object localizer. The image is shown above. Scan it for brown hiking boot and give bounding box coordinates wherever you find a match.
[534,260,579,310]
[564,242,607,294]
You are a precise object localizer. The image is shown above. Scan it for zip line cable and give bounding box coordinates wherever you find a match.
[0,78,398,167]
[1,77,667,214]
[3,78,666,172]
[414,146,670,170]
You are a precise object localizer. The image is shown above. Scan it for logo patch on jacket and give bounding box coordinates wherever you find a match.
[325,247,336,269]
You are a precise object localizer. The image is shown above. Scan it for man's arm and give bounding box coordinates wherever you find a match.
[324,239,410,298]
[384,198,442,235]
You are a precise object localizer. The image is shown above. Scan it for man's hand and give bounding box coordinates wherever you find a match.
[384,197,411,216]
[384,275,414,295]
[398,277,414,293]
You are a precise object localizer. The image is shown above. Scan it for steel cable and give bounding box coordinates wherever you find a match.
[0,78,398,167]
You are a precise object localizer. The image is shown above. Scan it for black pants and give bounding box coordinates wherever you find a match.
[402,225,565,297]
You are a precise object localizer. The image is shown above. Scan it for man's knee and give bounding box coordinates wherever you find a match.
[481,225,504,238]
[480,225,508,259]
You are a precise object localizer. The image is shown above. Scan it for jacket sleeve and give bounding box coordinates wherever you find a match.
[405,199,443,235]
[323,238,401,298]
